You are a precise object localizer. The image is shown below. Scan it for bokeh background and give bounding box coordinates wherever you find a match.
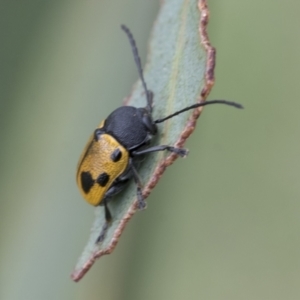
[1,1,299,300]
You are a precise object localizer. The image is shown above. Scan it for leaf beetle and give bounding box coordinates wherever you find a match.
[76,25,243,243]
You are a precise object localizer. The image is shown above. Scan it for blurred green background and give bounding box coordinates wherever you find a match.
[1,1,300,300]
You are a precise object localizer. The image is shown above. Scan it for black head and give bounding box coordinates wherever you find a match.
[103,106,157,151]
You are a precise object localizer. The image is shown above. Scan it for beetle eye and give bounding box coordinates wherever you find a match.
[94,128,103,141]
[140,111,157,135]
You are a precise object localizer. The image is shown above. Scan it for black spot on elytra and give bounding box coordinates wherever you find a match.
[97,172,110,187]
[81,171,94,194]
[110,148,122,162]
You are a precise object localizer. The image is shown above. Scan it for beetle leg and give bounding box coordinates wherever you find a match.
[103,178,130,201]
[103,199,112,223]
[96,199,112,244]
[131,145,188,157]
[129,159,146,210]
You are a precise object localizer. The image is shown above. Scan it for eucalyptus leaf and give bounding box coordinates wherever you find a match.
[72,0,215,281]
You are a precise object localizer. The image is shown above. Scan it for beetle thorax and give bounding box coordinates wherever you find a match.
[103,106,157,151]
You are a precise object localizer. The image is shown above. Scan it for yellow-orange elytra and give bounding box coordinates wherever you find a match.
[77,121,129,206]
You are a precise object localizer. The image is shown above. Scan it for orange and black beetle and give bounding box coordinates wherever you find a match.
[76,25,242,243]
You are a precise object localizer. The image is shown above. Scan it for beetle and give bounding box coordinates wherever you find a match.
[76,25,243,243]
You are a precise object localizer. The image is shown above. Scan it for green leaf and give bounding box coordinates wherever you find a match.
[71,0,215,281]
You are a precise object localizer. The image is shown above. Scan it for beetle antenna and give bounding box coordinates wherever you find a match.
[121,25,152,112]
[155,100,243,123]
